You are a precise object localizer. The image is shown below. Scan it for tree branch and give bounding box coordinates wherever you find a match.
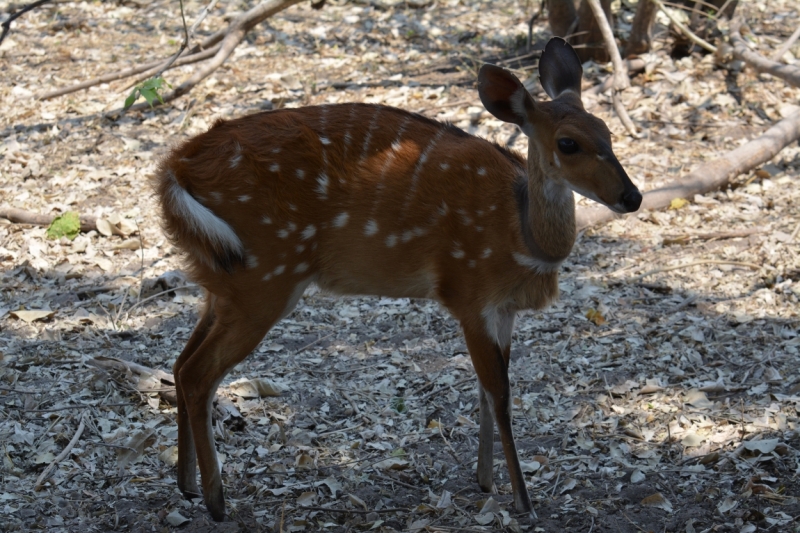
[0,207,98,232]
[649,0,717,53]
[0,0,52,46]
[114,0,306,114]
[730,17,800,88]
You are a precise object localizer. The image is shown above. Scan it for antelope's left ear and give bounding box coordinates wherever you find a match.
[478,64,536,128]
[539,37,583,100]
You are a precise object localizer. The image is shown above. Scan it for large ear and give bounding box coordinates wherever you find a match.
[478,64,535,127]
[538,37,583,100]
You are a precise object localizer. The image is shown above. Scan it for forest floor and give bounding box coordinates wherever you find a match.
[2,0,800,532]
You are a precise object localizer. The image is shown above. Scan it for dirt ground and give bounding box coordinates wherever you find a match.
[2,0,800,531]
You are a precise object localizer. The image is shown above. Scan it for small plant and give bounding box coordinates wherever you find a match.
[46,212,80,240]
[124,77,171,110]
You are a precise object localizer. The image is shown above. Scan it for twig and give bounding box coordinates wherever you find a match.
[35,414,86,490]
[612,92,639,138]
[299,506,406,515]
[121,284,198,321]
[771,25,800,62]
[372,470,419,491]
[0,207,98,233]
[649,0,717,53]
[630,260,763,282]
[437,421,461,464]
[0,0,51,46]
[419,377,474,402]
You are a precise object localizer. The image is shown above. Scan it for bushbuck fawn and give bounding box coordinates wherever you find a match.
[155,37,641,520]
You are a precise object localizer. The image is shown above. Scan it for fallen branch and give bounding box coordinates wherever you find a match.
[89,356,177,404]
[730,17,800,88]
[34,414,86,490]
[630,260,762,282]
[0,207,97,232]
[576,109,800,229]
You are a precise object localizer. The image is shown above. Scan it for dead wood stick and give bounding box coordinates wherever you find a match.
[0,206,97,232]
[731,18,800,88]
[34,414,86,490]
[118,0,305,114]
[661,227,765,243]
[649,0,717,53]
[630,260,762,282]
[585,0,638,137]
[771,25,800,62]
[575,109,800,229]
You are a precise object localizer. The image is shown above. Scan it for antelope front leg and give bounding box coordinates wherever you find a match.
[460,313,533,515]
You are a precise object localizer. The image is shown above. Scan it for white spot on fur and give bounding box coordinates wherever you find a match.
[401,230,414,243]
[301,225,316,240]
[272,147,281,154]
[451,248,465,259]
[316,173,329,198]
[481,248,492,259]
[364,219,379,236]
[263,273,272,281]
[296,244,305,253]
[477,167,487,176]
[246,255,258,269]
[238,195,251,203]
[209,192,222,203]
[438,202,448,216]
[513,252,562,273]
[277,229,289,239]
[332,212,349,228]
[230,154,242,168]
[296,169,305,179]
[273,265,286,276]
[289,203,298,211]
[270,163,280,172]
[440,162,449,170]
[344,132,352,145]
[261,216,272,225]
[468,260,476,268]
[385,234,398,247]
[488,205,497,211]
[475,226,484,232]
[320,136,331,145]
[294,262,309,273]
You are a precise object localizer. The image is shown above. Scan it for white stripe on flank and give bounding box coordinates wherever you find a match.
[316,172,329,199]
[404,128,446,211]
[163,170,243,264]
[359,108,381,162]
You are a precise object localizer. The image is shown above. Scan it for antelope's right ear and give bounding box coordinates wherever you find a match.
[478,64,535,128]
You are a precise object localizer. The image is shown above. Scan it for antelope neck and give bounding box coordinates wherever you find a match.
[514,148,576,264]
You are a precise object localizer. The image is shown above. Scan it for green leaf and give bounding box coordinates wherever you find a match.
[123,77,171,109]
[124,89,138,110]
[46,212,81,240]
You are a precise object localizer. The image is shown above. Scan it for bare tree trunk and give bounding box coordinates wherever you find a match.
[547,0,578,38]
[573,0,612,62]
[625,0,658,56]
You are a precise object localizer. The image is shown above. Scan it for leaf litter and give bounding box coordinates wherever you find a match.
[1,0,800,531]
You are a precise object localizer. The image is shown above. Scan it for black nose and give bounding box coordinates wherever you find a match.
[622,189,642,212]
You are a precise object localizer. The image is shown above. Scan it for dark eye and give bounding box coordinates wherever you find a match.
[557,138,579,154]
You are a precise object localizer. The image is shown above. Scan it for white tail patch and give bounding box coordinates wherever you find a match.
[163,171,243,263]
